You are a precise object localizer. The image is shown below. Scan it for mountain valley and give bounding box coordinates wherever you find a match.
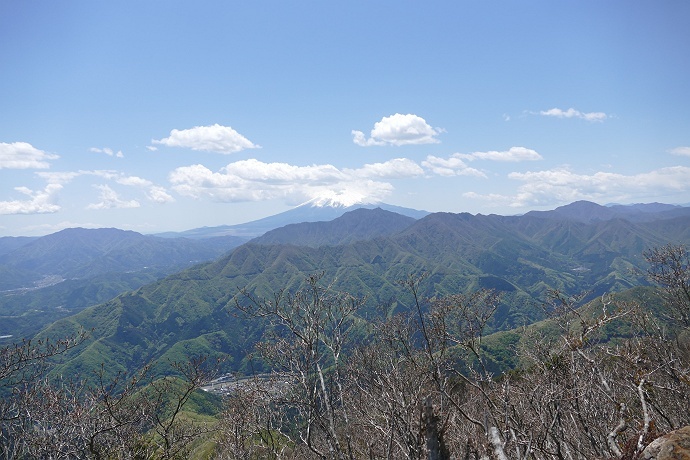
[3,200,685,382]
[3,200,690,458]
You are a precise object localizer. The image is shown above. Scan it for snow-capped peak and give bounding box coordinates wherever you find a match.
[302,192,380,209]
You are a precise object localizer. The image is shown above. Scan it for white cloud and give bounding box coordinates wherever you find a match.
[669,146,690,157]
[352,114,443,146]
[0,142,59,169]
[459,146,542,162]
[468,166,690,208]
[116,175,152,187]
[86,184,140,210]
[462,191,515,206]
[539,107,608,122]
[302,181,394,207]
[117,175,174,203]
[421,155,486,177]
[222,159,344,184]
[347,158,425,178]
[109,173,177,204]
[90,147,124,158]
[37,169,123,185]
[151,124,260,154]
[147,186,175,203]
[0,184,62,214]
[35,170,173,205]
[36,171,84,184]
[418,147,540,179]
[169,159,399,206]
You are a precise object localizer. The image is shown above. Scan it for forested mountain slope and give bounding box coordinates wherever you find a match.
[36,204,690,381]
[0,228,246,339]
[155,201,428,239]
[251,207,416,247]
[0,227,243,284]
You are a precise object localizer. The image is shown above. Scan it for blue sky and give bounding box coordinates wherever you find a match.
[1,1,689,236]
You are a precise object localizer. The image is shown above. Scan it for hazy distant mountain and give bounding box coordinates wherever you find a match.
[608,202,680,213]
[0,228,249,338]
[0,236,37,256]
[0,270,165,339]
[525,200,690,223]
[0,227,243,290]
[154,201,429,239]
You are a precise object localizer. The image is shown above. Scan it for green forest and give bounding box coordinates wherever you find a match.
[2,205,690,458]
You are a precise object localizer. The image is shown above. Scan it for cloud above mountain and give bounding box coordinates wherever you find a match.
[352,114,443,146]
[348,158,424,178]
[151,124,260,154]
[538,107,608,122]
[669,146,690,157]
[0,142,59,169]
[0,167,175,215]
[86,184,141,210]
[169,159,400,206]
[465,166,690,208]
[458,147,543,162]
[421,155,486,177]
[0,184,62,214]
[90,147,124,158]
[167,146,547,206]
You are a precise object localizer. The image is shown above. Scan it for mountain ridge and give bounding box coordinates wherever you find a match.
[0,227,244,284]
[33,203,690,382]
[251,207,417,247]
[0,228,248,337]
[153,202,429,239]
[525,200,690,223]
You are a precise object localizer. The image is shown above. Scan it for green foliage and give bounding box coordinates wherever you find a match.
[474,286,669,375]
[136,376,223,418]
[14,209,690,386]
[480,330,522,372]
[253,207,416,247]
[0,271,164,339]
